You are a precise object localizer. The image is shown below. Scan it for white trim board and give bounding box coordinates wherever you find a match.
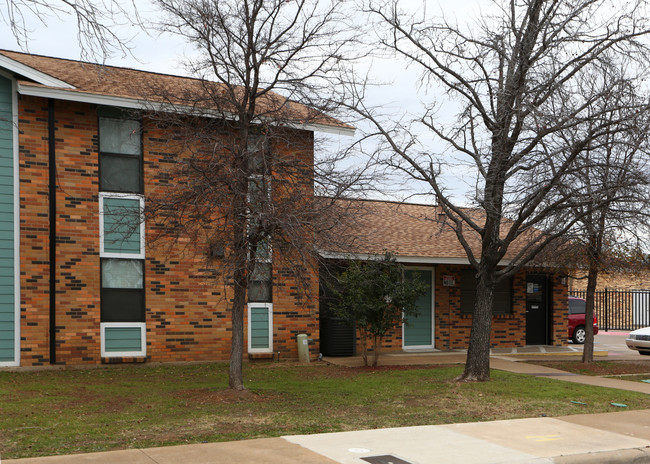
[0,55,75,89]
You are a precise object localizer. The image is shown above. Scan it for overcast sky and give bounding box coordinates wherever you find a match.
[0,0,483,203]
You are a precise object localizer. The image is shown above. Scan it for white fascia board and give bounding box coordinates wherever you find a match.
[17,84,150,109]
[0,55,75,89]
[318,250,513,266]
[17,83,355,135]
[298,123,355,137]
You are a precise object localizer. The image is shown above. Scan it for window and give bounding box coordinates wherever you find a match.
[99,194,145,259]
[100,259,145,323]
[246,134,273,352]
[248,303,273,353]
[249,261,272,303]
[247,134,270,176]
[460,269,512,315]
[247,134,272,304]
[99,116,142,193]
[98,109,146,357]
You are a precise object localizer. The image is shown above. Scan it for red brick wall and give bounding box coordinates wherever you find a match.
[355,265,568,354]
[18,97,319,366]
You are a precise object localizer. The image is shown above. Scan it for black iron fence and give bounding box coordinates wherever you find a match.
[571,289,650,331]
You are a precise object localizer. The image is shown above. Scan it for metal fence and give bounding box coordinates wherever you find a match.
[571,289,650,331]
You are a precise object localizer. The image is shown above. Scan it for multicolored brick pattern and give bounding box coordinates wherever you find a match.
[354,265,568,354]
[18,97,320,366]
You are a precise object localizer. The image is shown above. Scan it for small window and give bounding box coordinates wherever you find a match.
[247,134,269,175]
[460,269,512,315]
[100,194,144,258]
[100,259,145,323]
[249,262,272,303]
[248,303,273,353]
[100,156,141,193]
[99,117,141,155]
[99,116,142,193]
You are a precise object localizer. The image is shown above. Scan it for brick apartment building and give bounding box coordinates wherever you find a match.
[0,50,569,368]
[0,50,354,367]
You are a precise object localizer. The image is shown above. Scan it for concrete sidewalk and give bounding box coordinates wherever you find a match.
[7,410,650,464]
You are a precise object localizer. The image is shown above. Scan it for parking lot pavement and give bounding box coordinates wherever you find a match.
[593,331,643,360]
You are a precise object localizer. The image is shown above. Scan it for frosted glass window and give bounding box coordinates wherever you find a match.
[102,259,143,288]
[249,262,271,303]
[99,118,141,155]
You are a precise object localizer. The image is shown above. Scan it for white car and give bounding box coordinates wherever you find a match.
[626,327,650,355]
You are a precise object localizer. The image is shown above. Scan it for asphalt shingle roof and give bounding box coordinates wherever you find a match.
[0,49,351,131]
[320,198,535,262]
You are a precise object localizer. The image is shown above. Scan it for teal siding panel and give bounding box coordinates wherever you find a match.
[103,197,141,254]
[0,75,14,363]
[403,270,433,347]
[0,249,16,258]
[250,307,270,349]
[0,283,15,294]
[0,230,14,242]
[0,173,13,184]
[104,327,143,352]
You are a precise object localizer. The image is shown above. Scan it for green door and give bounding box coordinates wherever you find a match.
[403,269,433,347]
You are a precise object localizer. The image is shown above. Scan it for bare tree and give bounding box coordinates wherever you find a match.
[141,0,362,390]
[2,0,140,61]
[557,69,650,363]
[348,0,650,381]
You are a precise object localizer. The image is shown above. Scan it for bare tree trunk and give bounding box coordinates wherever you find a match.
[582,267,597,363]
[582,233,601,363]
[229,272,246,390]
[460,269,495,381]
[229,205,249,391]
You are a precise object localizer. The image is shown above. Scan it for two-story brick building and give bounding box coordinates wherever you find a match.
[0,49,353,367]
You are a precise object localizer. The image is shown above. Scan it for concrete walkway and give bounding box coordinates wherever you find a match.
[8,408,650,464]
[8,337,650,464]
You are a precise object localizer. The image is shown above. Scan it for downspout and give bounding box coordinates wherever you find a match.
[48,99,56,364]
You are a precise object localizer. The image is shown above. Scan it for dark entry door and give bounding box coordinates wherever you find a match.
[526,275,548,345]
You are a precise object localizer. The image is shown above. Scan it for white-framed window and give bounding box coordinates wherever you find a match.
[100,322,146,357]
[248,302,273,353]
[98,115,142,193]
[99,192,145,259]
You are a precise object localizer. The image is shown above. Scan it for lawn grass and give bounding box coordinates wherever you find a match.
[3,362,650,459]
[528,360,650,376]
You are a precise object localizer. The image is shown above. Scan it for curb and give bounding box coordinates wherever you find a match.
[553,447,650,463]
